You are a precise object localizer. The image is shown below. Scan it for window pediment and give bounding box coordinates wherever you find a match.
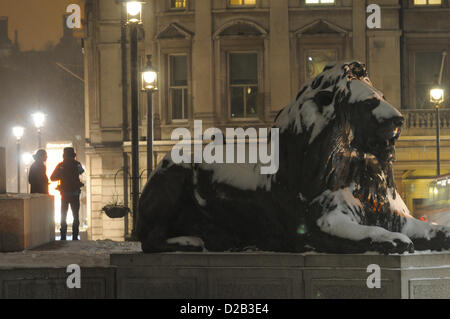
[214,20,267,39]
[157,23,194,40]
[294,19,348,37]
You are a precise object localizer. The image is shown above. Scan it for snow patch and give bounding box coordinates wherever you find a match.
[387,188,410,216]
[314,188,412,245]
[166,236,205,248]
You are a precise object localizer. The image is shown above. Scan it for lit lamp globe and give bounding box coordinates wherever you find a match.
[141,65,158,92]
[430,87,445,106]
[12,126,24,141]
[32,112,46,130]
[22,152,33,166]
[126,1,144,24]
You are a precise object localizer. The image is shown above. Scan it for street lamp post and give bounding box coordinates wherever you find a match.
[126,0,144,238]
[12,126,24,193]
[430,87,445,177]
[141,55,158,179]
[22,152,33,194]
[32,112,45,148]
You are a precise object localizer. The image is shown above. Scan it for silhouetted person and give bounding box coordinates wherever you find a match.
[28,149,49,194]
[50,147,84,241]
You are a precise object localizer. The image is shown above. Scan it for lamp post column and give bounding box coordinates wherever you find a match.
[436,105,441,177]
[130,23,140,238]
[146,89,153,178]
[38,129,42,149]
[17,141,20,193]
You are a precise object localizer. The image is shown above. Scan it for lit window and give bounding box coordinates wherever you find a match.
[306,49,337,80]
[169,55,188,120]
[229,53,259,118]
[229,0,256,6]
[305,0,335,5]
[414,0,441,5]
[171,0,187,9]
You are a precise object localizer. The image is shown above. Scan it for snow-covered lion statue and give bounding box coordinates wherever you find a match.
[137,61,450,254]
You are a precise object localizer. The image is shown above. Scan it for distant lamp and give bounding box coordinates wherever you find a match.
[12,126,24,141]
[430,87,445,105]
[32,112,46,129]
[141,55,158,92]
[32,111,45,148]
[22,152,33,166]
[126,1,143,24]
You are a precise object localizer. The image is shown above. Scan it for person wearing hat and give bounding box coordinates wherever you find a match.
[50,147,84,241]
[28,149,49,194]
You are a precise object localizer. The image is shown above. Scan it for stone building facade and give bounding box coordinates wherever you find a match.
[83,0,450,240]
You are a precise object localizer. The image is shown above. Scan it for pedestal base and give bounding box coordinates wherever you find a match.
[111,252,450,299]
[0,194,54,252]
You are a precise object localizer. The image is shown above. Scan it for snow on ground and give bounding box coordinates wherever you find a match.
[0,240,142,269]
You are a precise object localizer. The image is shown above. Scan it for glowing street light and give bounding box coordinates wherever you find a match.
[430,87,445,105]
[12,126,24,141]
[126,1,143,24]
[141,56,158,92]
[22,152,33,166]
[430,86,445,177]
[32,111,46,148]
[12,126,24,193]
[141,55,158,181]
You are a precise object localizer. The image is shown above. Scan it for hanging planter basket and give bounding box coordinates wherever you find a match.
[102,204,130,219]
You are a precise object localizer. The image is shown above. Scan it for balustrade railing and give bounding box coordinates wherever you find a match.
[402,109,450,129]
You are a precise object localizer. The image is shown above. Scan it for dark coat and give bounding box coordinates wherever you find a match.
[50,159,84,194]
[29,160,49,194]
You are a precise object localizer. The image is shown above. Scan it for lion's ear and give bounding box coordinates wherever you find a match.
[313,90,334,111]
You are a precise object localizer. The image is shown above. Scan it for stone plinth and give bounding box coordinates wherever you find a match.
[0,194,54,252]
[111,252,450,299]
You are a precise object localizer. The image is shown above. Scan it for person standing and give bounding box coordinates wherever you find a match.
[50,147,84,241]
[28,149,49,194]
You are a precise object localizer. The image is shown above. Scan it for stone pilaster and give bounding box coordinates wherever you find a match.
[352,0,367,64]
[193,0,214,120]
[269,0,291,114]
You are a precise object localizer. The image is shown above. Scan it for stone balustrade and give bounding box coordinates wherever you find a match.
[403,109,450,130]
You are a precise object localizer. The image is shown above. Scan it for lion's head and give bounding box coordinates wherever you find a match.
[274,61,404,200]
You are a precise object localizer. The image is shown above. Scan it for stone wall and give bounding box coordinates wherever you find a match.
[3,252,450,299]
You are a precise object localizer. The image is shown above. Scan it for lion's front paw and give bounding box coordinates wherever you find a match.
[370,234,414,255]
[412,229,450,251]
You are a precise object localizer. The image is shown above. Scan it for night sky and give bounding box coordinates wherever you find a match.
[0,0,84,51]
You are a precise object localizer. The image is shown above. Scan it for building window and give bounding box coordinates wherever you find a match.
[229,53,258,118]
[414,0,441,5]
[229,0,256,6]
[414,52,443,108]
[169,55,188,120]
[306,49,337,80]
[171,0,187,9]
[305,0,336,5]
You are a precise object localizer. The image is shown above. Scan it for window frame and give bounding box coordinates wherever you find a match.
[412,0,443,7]
[227,51,260,120]
[304,0,337,6]
[405,42,450,109]
[168,0,190,11]
[168,53,190,121]
[228,0,257,9]
[297,38,345,87]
